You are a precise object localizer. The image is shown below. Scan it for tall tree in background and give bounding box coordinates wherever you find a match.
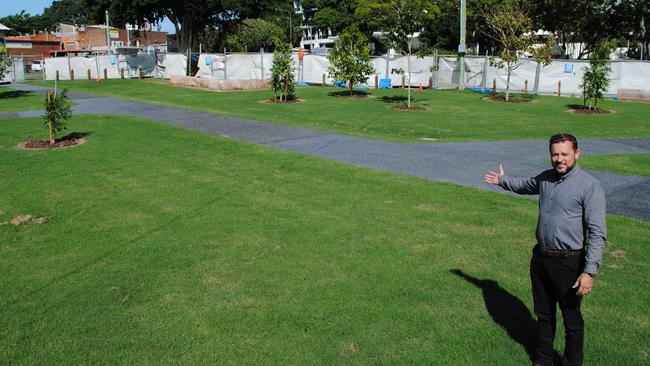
[86,0,233,52]
[530,0,617,59]
[420,0,498,54]
[358,0,439,108]
[302,0,362,35]
[225,18,284,52]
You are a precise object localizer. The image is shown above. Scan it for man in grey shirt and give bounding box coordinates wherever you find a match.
[484,133,606,366]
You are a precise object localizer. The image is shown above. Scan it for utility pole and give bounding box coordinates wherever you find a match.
[458,0,466,90]
[105,10,111,55]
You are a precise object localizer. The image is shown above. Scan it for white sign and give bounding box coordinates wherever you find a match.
[5,42,32,49]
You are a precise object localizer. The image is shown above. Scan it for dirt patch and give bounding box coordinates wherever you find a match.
[609,249,627,259]
[17,137,86,150]
[485,96,533,103]
[258,98,305,104]
[387,105,427,111]
[10,215,33,226]
[1,214,50,227]
[567,105,614,114]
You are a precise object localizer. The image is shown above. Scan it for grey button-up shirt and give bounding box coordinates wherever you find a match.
[499,165,607,275]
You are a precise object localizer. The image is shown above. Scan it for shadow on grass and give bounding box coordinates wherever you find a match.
[450,269,561,363]
[378,95,424,104]
[59,131,92,141]
[327,90,371,98]
[0,90,33,99]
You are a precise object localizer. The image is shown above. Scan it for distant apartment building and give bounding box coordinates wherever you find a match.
[293,0,337,51]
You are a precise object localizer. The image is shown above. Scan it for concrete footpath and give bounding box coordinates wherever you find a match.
[3,83,649,221]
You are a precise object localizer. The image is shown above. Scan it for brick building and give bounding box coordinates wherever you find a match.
[5,33,62,60]
[58,24,167,52]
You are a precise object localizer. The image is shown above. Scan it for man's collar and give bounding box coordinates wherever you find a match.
[557,164,580,182]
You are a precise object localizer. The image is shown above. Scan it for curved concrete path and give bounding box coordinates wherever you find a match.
[3,83,649,221]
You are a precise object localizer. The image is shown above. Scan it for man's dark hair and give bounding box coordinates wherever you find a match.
[549,133,578,151]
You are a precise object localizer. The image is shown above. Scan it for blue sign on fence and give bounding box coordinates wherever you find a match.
[564,63,574,73]
[206,56,213,66]
[110,56,117,65]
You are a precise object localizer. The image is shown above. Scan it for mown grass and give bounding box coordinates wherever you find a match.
[0,88,44,112]
[30,79,650,143]
[1,114,648,365]
[580,153,650,178]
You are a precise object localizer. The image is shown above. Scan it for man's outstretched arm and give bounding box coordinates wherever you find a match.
[484,164,539,195]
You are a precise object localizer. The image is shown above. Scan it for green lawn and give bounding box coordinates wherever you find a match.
[30,79,650,143]
[580,153,650,178]
[0,88,44,112]
[1,114,648,364]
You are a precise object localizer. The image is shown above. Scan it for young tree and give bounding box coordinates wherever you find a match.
[270,42,296,102]
[482,1,553,101]
[43,89,73,146]
[580,43,612,110]
[327,26,375,96]
[358,0,439,108]
[0,47,11,81]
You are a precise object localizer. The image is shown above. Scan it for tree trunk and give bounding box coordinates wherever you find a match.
[506,66,511,101]
[47,92,54,146]
[407,41,412,108]
[349,80,353,96]
[179,15,195,53]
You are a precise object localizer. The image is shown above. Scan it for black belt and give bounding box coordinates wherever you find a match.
[539,247,583,258]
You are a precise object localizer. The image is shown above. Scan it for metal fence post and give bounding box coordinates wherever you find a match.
[223,48,227,80]
[481,51,488,89]
[533,61,541,95]
[260,47,264,81]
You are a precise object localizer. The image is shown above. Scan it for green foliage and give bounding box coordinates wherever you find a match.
[270,42,296,102]
[580,43,612,110]
[302,0,361,34]
[327,26,376,95]
[482,1,553,101]
[0,47,10,81]
[358,0,439,107]
[43,89,73,145]
[225,18,284,52]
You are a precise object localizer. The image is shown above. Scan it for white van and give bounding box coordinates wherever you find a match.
[31,60,43,72]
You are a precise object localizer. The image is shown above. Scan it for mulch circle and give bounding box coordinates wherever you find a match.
[485,96,533,103]
[567,106,614,115]
[17,138,86,150]
[387,105,427,111]
[258,98,306,104]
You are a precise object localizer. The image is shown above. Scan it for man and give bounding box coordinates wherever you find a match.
[484,133,607,366]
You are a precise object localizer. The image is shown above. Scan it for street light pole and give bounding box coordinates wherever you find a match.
[458,0,466,90]
[275,8,292,46]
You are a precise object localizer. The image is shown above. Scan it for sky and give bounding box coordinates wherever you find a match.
[0,0,176,33]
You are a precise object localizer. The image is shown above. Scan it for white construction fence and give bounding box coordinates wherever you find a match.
[1,57,25,83]
[39,51,650,96]
[43,52,187,81]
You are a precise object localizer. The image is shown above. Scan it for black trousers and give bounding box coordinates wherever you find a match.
[530,245,584,366]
